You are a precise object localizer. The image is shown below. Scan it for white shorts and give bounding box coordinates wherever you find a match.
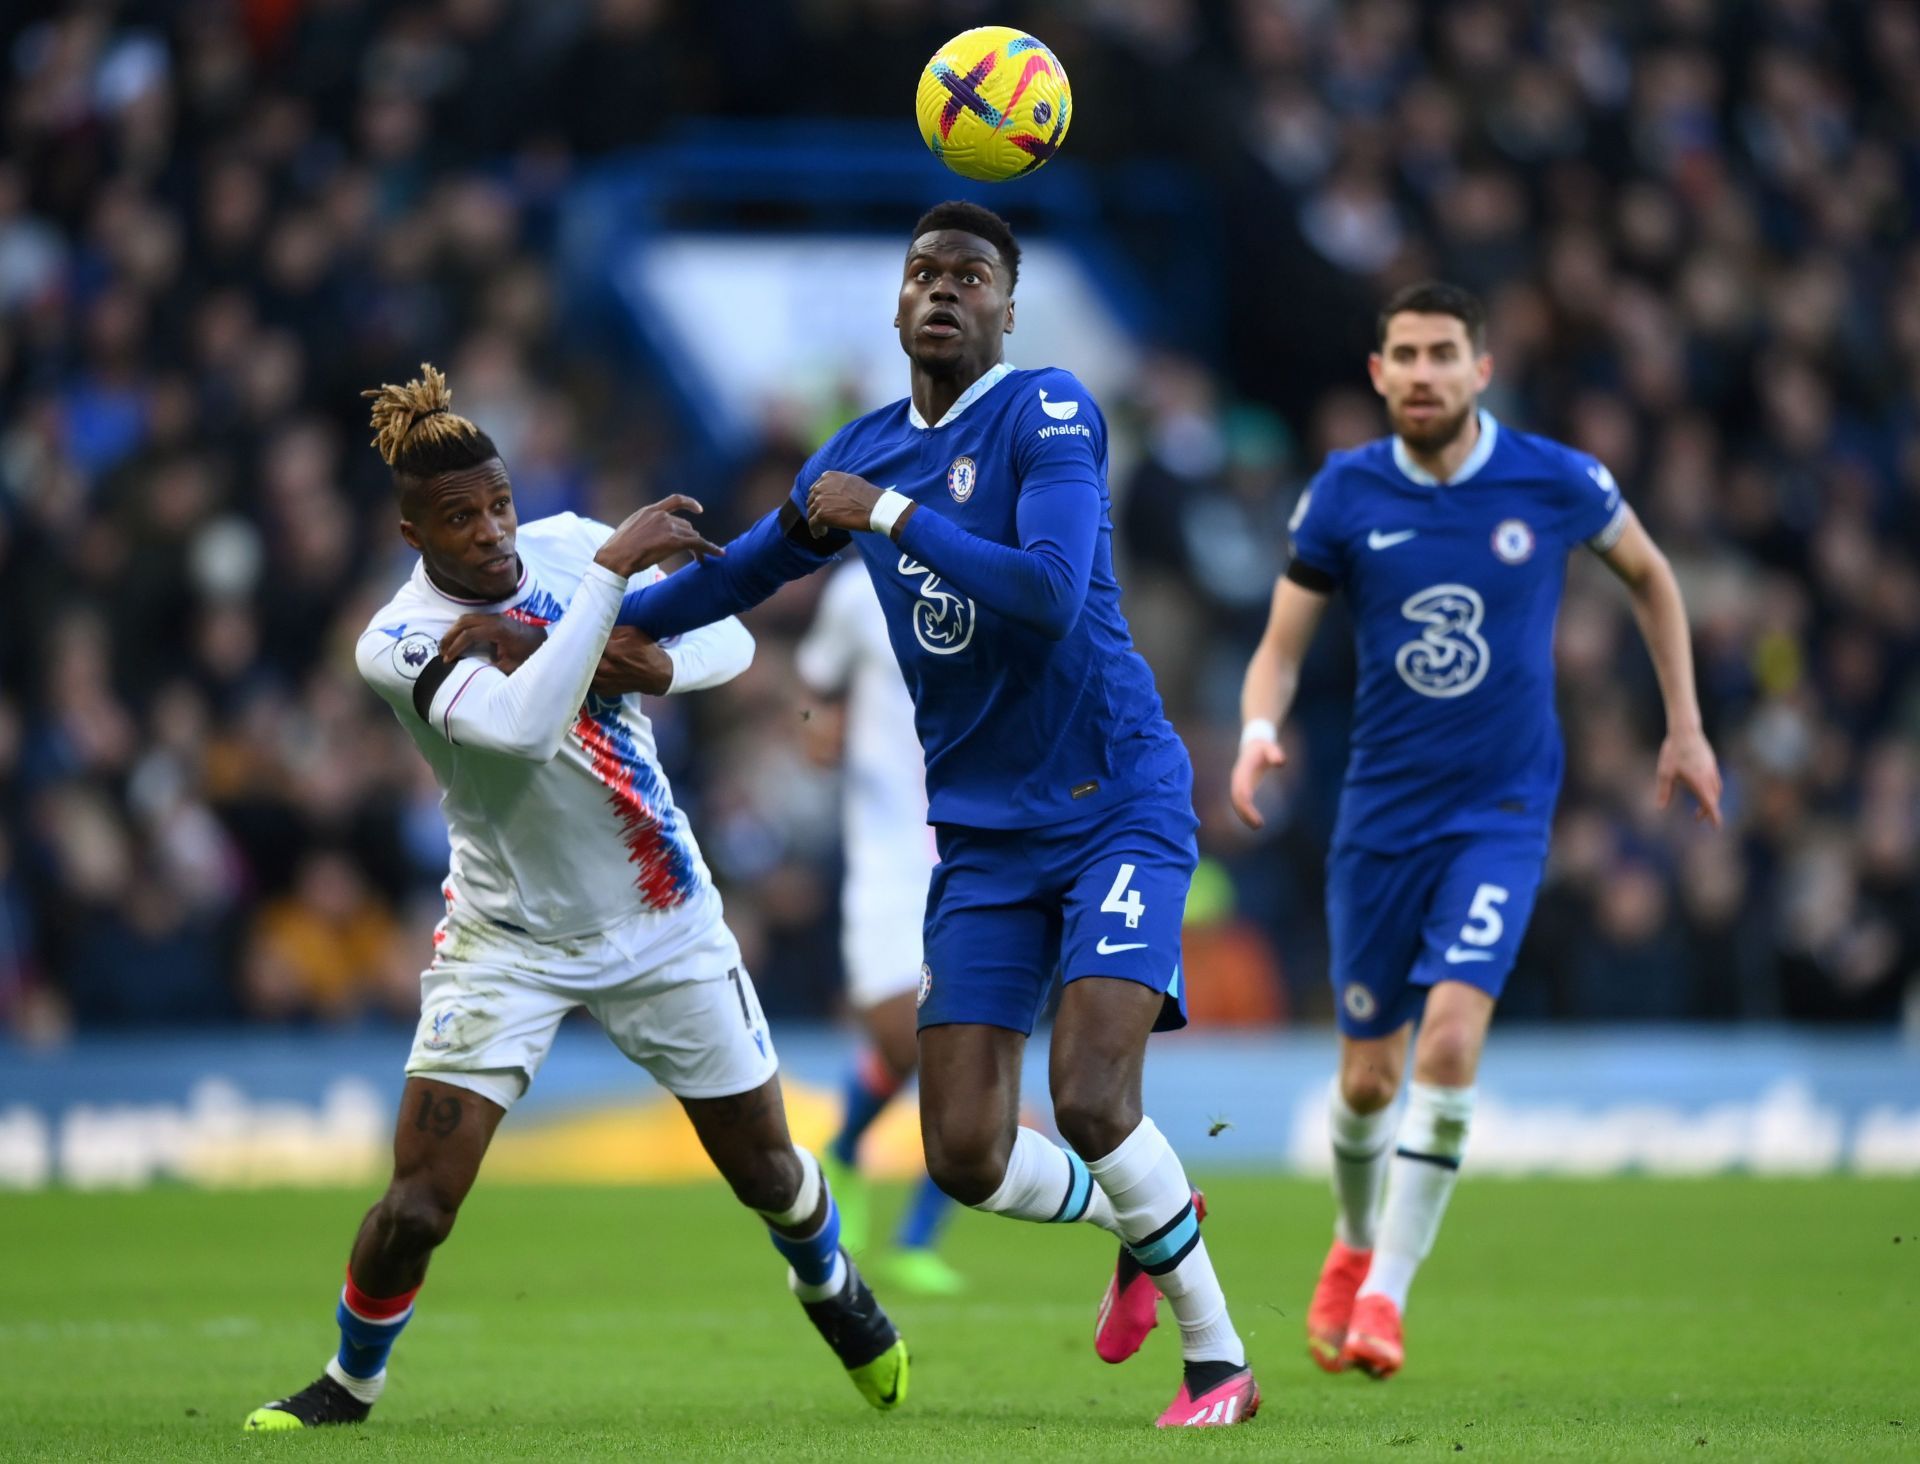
[842,878,930,1010]
[405,897,777,1111]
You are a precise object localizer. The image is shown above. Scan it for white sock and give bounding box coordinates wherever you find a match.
[1328,1078,1395,1250]
[324,1357,385,1405]
[786,1249,849,1303]
[1083,1117,1245,1367]
[1359,1082,1474,1313]
[760,1147,851,1302]
[976,1126,1120,1233]
[757,1146,822,1229]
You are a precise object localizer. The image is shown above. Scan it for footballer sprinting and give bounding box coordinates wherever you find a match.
[615,201,1259,1429]
[243,367,908,1431]
[797,563,964,1297]
[1230,282,1724,1380]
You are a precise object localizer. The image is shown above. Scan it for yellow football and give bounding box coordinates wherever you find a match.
[915,26,1072,183]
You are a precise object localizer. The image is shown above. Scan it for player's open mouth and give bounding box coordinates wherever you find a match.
[480,553,514,571]
[921,309,962,337]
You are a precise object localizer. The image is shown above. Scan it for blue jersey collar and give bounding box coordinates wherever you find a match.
[908,361,1014,430]
[1392,409,1499,487]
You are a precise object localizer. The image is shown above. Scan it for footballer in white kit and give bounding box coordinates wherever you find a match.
[244,366,908,1435]
[797,564,960,1295]
[363,509,767,1108]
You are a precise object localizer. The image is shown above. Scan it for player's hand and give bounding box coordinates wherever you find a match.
[1230,736,1287,829]
[590,627,674,698]
[807,472,898,537]
[593,495,721,577]
[1656,725,1723,828]
[441,612,546,671]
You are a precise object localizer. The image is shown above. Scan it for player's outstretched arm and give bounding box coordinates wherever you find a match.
[1230,577,1329,829]
[443,531,759,699]
[658,614,755,693]
[433,615,753,699]
[807,468,1098,640]
[1596,508,1723,828]
[618,505,840,639]
[375,497,718,761]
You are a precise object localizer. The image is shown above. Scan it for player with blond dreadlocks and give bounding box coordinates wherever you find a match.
[244,365,910,1432]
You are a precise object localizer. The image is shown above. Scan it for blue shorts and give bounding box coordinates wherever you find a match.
[1325,832,1548,1039]
[919,779,1198,1036]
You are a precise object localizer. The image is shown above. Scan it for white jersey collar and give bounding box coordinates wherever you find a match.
[907,361,1014,430]
[412,554,532,611]
[1392,409,1499,487]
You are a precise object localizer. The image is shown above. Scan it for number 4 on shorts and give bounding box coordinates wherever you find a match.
[1102,863,1146,930]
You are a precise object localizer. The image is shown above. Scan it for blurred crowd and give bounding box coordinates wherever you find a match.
[1,0,1916,1041]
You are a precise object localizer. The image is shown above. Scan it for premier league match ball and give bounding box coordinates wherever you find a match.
[916,26,1072,183]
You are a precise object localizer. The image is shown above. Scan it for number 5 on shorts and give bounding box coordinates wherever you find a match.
[1459,883,1510,947]
[1101,863,1146,931]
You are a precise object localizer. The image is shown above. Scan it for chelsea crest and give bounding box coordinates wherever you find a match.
[947,456,976,503]
[1492,518,1535,564]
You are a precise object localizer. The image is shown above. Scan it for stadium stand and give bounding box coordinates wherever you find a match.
[1,0,1915,1041]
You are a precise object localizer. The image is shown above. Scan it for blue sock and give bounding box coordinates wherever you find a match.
[896,1172,953,1251]
[829,1051,901,1167]
[768,1192,842,1290]
[335,1279,418,1379]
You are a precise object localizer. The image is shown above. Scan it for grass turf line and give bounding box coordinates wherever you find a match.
[0,1176,1911,1460]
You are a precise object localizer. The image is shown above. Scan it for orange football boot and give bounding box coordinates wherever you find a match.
[1340,1292,1404,1379]
[1306,1239,1372,1372]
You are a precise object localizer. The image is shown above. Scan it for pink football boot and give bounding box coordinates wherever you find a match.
[1155,1366,1260,1428]
[1093,1189,1206,1364]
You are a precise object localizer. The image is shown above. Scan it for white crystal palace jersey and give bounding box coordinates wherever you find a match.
[355,513,728,940]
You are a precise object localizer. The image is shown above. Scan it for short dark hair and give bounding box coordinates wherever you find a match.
[1377,281,1486,351]
[910,200,1020,294]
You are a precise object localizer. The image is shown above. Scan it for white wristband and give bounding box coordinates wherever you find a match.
[869,489,914,539]
[1240,718,1279,751]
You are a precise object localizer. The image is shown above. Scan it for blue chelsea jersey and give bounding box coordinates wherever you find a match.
[795,364,1188,831]
[1290,412,1628,854]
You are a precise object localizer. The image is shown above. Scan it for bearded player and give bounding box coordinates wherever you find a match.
[243,367,908,1431]
[1230,282,1722,1380]
[614,202,1257,1428]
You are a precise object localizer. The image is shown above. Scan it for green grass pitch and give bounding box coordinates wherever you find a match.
[0,1176,1911,1460]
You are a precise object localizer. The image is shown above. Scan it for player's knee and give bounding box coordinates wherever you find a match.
[1051,1087,1139,1163]
[923,1128,1008,1207]
[1415,1021,1481,1087]
[375,1182,459,1257]
[1339,1063,1400,1115]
